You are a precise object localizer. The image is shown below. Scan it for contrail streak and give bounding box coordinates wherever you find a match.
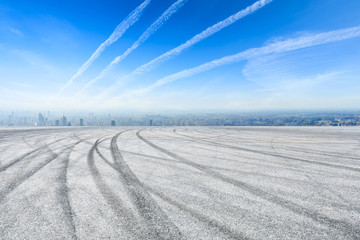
[98,0,273,98]
[79,0,188,93]
[135,0,273,74]
[117,25,360,98]
[57,0,151,95]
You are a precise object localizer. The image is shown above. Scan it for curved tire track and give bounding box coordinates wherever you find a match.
[0,141,72,203]
[146,186,251,240]
[57,139,87,240]
[87,139,142,238]
[173,129,360,173]
[106,132,183,240]
[137,129,360,239]
[0,138,66,173]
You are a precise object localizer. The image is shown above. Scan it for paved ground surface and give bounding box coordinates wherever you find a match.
[0,126,360,239]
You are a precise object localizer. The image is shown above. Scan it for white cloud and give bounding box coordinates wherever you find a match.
[122,25,360,97]
[99,0,273,98]
[78,0,188,93]
[8,27,23,36]
[57,0,152,95]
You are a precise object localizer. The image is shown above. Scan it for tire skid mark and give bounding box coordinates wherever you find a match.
[276,145,360,161]
[136,135,321,177]
[57,139,85,240]
[56,134,94,155]
[121,150,182,164]
[117,141,249,240]
[270,137,360,212]
[73,132,112,147]
[146,186,251,240]
[108,132,184,240]
[173,129,360,173]
[0,141,72,203]
[0,138,66,172]
[303,174,360,214]
[137,130,360,239]
[173,128,236,142]
[270,136,360,162]
[22,131,51,148]
[0,132,14,144]
[128,143,350,194]
[87,139,146,239]
[0,138,67,172]
[109,149,211,182]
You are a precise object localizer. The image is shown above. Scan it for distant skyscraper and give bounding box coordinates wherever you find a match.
[80,118,84,126]
[111,120,116,126]
[38,113,44,126]
[150,119,153,126]
[55,120,60,126]
[8,112,14,126]
[62,116,67,126]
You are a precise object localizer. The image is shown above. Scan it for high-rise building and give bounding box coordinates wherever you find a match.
[149,119,153,126]
[80,119,84,126]
[111,120,116,126]
[38,113,44,126]
[55,120,60,126]
[62,116,67,126]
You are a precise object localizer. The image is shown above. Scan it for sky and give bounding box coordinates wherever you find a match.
[0,0,360,112]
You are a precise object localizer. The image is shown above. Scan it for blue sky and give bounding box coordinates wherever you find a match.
[0,0,360,111]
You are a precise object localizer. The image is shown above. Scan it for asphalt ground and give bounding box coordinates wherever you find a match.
[0,126,359,239]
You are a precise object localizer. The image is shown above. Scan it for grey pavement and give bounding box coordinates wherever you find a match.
[0,126,360,239]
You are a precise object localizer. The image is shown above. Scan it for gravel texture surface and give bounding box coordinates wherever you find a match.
[0,126,359,239]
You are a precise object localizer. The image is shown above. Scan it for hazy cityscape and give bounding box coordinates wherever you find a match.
[1,111,360,127]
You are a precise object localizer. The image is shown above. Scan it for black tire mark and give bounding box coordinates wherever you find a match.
[303,174,360,214]
[108,148,213,183]
[0,132,14,144]
[72,132,111,147]
[98,144,226,239]
[120,148,323,189]
[276,145,360,161]
[173,129,360,173]
[57,140,85,240]
[269,135,360,162]
[105,139,250,240]
[120,150,178,163]
[108,132,183,240]
[0,138,67,172]
[145,186,251,240]
[87,139,146,239]
[21,131,51,149]
[151,135,322,177]
[137,130,360,239]
[174,128,239,143]
[270,137,360,212]
[0,144,69,203]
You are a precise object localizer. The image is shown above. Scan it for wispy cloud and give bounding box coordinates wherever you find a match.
[79,0,188,93]
[99,0,273,97]
[116,25,360,98]
[56,0,151,95]
[12,49,54,71]
[0,21,23,37]
[134,0,273,74]
[8,27,23,36]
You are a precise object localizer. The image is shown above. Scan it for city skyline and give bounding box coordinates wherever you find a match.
[1,0,360,111]
[2,109,360,127]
